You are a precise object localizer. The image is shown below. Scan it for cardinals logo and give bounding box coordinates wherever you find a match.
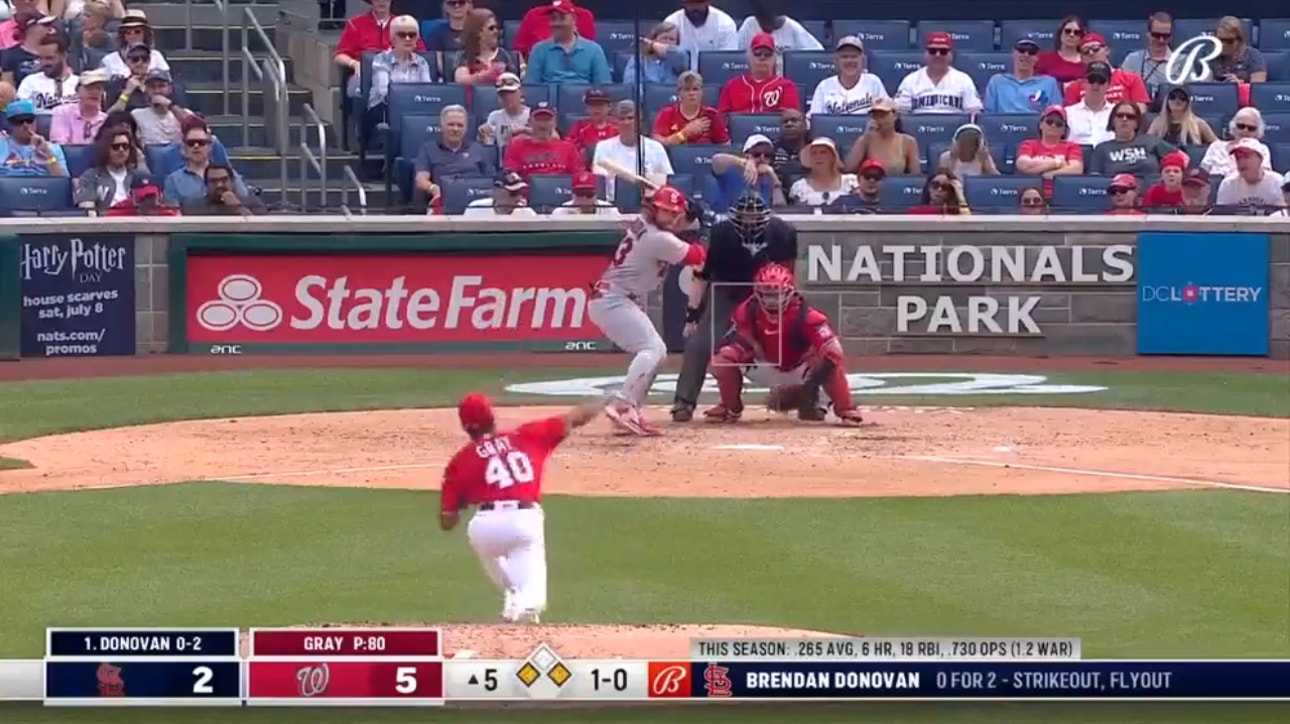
[703,663,732,697]
[96,662,125,697]
[296,663,331,698]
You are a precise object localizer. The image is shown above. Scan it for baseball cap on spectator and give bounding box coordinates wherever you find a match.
[742,133,773,153]
[496,72,521,92]
[1041,104,1066,120]
[871,97,896,113]
[495,169,528,191]
[924,31,954,50]
[572,170,597,191]
[835,35,864,52]
[15,10,55,31]
[583,88,611,105]
[1080,32,1107,50]
[548,0,576,15]
[5,99,35,120]
[1228,137,1265,157]
[859,159,886,177]
[1085,61,1112,83]
[77,69,109,88]
[1183,167,1210,186]
[1013,37,1040,52]
[145,69,172,84]
[750,33,776,52]
[130,174,161,200]
[126,42,152,56]
[1160,151,1189,171]
[531,101,556,118]
[1108,173,1138,191]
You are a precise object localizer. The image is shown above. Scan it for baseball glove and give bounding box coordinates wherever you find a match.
[766,384,807,413]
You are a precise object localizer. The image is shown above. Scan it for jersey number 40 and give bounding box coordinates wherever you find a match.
[485,451,536,488]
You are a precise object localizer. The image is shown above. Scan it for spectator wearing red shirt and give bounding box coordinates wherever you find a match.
[503,101,583,181]
[653,70,730,146]
[334,0,427,85]
[1036,15,1088,84]
[512,0,597,58]
[1107,173,1145,214]
[1014,105,1084,199]
[1061,33,1149,111]
[1143,151,1191,208]
[717,33,800,115]
[105,174,181,216]
[566,87,619,156]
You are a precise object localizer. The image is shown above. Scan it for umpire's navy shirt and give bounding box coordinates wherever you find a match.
[701,216,798,300]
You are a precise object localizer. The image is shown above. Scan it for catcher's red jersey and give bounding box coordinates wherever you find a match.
[441,417,567,512]
[732,296,837,371]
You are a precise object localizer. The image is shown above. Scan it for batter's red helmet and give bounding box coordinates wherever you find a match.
[647,185,687,214]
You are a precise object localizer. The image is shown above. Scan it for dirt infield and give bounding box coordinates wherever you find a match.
[0,352,1285,381]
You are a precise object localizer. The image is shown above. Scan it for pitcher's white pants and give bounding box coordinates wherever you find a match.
[466,504,547,614]
[589,294,666,407]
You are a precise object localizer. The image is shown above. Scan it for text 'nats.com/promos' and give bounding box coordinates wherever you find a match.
[183,254,610,352]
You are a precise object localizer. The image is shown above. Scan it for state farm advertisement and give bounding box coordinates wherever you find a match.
[185,254,608,345]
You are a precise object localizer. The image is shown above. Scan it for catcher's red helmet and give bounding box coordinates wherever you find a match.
[754,263,795,310]
[648,185,688,214]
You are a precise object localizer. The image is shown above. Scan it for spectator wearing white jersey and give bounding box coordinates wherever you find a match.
[1215,139,1284,209]
[15,33,74,114]
[735,0,821,54]
[808,35,887,118]
[894,31,981,115]
[1063,61,1114,146]
[592,100,673,202]
[662,0,739,71]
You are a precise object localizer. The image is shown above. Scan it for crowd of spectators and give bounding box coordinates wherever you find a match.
[335,0,1290,217]
[0,1,262,215]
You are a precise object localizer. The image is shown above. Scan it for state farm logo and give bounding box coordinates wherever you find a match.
[196,275,283,332]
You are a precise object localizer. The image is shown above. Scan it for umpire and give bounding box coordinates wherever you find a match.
[671,193,798,422]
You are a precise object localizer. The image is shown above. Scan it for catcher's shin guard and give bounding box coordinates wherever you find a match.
[708,344,748,418]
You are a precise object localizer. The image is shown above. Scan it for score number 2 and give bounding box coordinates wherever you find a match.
[192,666,213,694]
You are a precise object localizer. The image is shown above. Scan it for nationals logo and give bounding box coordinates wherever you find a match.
[647,662,690,698]
[761,87,783,108]
[296,663,331,697]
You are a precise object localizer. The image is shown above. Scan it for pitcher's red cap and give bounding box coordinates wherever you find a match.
[458,393,495,430]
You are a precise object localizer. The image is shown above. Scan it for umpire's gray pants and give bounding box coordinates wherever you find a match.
[671,289,744,411]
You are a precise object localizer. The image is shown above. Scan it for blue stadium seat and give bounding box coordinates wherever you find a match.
[809,115,869,153]
[916,21,997,51]
[879,175,924,207]
[727,113,781,146]
[62,145,95,178]
[1186,83,1240,117]
[977,114,1036,147]
[441,176,494,215]
[390,114,477,205]
[614,176,641,212]
[964,176,1033,210]
[500,20,516,48]
[642,83,721,115]
[1262,112,1290,143]
[866,51,924,94]
[799,20,828,44]
[1260,19,1290,50]
[926,142,949,169]
[697,51,750,85]
[1265,52,1290,81]
[1251,82,1290,111]
[907,114,971,147]
[1181,145,1207,168]
[1050,175,1110,212]
[0,176,73,211]
[997,143,1017,174]
[999,20,1055,51]
[556,83,633,115]
[529,174,574,211]
[36,114,51,140]
[784,51,836,97]
[667,144,724,173]
[1088,19,1144,63]
[826,20,911,51]
[388,83,469,120]
[957,52,1010,91]
[1269,143,1290,170]
[471,84,553,124]
[597,21,643,57]
[666,173,697,201]
[1080,145,1093,169]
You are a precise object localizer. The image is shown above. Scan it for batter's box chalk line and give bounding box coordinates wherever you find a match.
[902,456,1288,495]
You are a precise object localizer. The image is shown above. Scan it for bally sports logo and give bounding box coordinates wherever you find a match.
[185,254,609,344]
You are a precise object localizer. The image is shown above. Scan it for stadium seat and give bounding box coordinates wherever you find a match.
[389,114,475,205]
[964,176,1033,210]
[977,114,1036,147]
[957,52,1010,90]
[727,113,781,146]
[667,144,724,173]
[597,21,643,57]
[36,114,51,140]
[1185,83,1240,117]
[697,51,750,85]
[809,114,869,153]
[784,51,835,98]
[1269,143,1290,170]
[916,21,997,51]
[642,83,721,115]
[826,20,911,51]
[999,20,1055,50]
[1173,18,1251,42]
[529,174,574,211]
[388,83,469,120]
[614,175,641,212]
[799,20,827,44]
[879,175,925,207]
[1050,175,1110,212]
[907,114,971,147]
[62,145,94,178]
[1261,113,1290,142]
[0,176,73,212]
[997,143,1017,174]
[1260,19,1290,50]
[1251,82,1290,111]
[441,176,494,215]
[666,173,697,201]
[1265,52,1290,81]
[866,51,925,94]
[1088,20,1144,63]
[556,83,633,115]
[471,84,553,125]
[1182,145,1207,168]
[925,142,949,169]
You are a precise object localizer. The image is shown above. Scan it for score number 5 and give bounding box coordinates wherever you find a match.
[395,667,418,694]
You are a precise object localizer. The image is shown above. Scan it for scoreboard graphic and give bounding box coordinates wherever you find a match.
[2,628,1286,706]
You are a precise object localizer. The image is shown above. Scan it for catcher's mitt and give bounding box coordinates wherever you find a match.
[766,384,808,413]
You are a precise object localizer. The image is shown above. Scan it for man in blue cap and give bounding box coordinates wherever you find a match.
[0,99,68,177]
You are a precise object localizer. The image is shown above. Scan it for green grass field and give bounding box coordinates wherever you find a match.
[0,366,1287,722]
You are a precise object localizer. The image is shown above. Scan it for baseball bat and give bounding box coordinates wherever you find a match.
[595,157,662,191]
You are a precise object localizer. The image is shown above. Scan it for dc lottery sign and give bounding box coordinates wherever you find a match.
[1165,35,1223,85]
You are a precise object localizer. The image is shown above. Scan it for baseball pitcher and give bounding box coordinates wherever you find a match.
[588,185,706,436]
[705,263,864,424]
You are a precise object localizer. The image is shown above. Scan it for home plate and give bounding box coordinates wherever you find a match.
[712,444,785,451]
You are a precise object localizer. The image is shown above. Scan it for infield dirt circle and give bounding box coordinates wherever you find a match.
[3,404,1286,657]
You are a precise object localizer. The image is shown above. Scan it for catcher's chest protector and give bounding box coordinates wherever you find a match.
[744,296,812,352]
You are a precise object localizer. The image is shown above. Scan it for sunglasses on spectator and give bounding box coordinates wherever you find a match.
[395,31,417,39]
[1043,117,1065,127]
[748,151,771,160]
[110,142,130,151]
[1235,122,1257,132]
[930,180,950,190]
[1062,27,1084,36]
[1021,197,1045,206]
[128,55,149,63]
[1109,187,1132,195]
[9,116,35,125]
[186,137,212,147]
[446,0,468,6]
[1114,112,1139,120]
[1080,45,1104,55]
[1218,36,1237,45]
[1151,31,1173,39]
[1168,91,1189,101]
[861,173,883,181]
[926,48,950,56]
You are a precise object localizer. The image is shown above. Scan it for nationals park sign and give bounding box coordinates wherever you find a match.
[507,373,1108,397]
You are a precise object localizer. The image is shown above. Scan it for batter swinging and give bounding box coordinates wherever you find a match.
[706,263,865,424]
[588,186,706,436]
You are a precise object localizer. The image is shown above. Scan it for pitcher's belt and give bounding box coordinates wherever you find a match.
[478,501,539,511]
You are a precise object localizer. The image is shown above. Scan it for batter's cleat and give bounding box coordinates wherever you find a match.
[703,404,743,423]
[604,401,649,436]
[670,406,694,423]
[797,406,828,422]
[835,407,865,425]
[635,415,666,437]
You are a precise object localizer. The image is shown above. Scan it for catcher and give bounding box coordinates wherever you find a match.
[705,263,864,424]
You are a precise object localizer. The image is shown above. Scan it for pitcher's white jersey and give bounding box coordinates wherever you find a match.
[894,67,983,114]
[597,216,690,298]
